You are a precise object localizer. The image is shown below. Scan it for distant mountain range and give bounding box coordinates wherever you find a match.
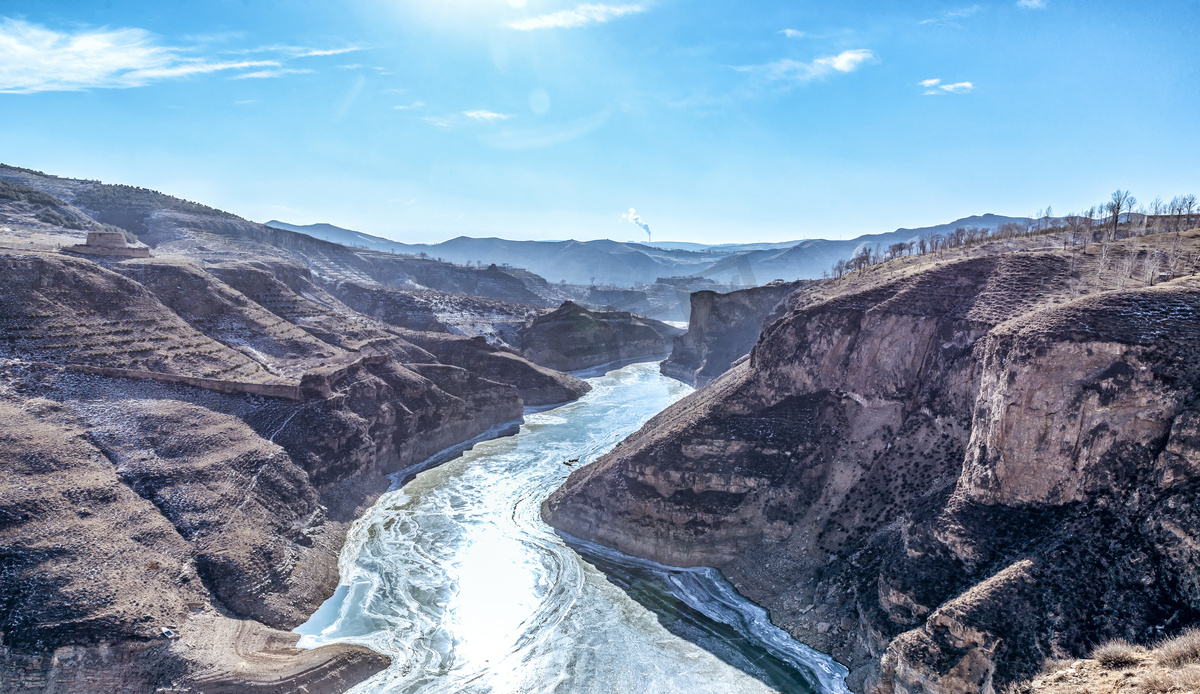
[266,213,1032,288]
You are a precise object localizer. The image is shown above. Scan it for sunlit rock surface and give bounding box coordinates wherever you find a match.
[546,234,1200,693]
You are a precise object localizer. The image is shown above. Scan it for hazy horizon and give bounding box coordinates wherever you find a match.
[263,211,1030,247]
[2,1,1198,244]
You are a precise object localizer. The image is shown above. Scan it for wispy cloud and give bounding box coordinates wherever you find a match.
[242,44,363,58]
[506,4,644,30]
[463,109,513,122]
[920,78,974,95]
[232,68,314,80]
[0,18,278,92]
[0,18,348,93]
[780,29,806,39]
[919,5,982,25]
[1017,0,1046,8]
[393,101,425,110]
[423,116,452,128]
[737,49,877,84]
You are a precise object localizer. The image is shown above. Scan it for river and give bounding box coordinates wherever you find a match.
[296,361,849,694]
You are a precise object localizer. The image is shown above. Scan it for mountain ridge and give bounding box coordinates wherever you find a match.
[266,214,1033,289]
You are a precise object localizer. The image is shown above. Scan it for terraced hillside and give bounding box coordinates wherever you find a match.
[0,168,601,693]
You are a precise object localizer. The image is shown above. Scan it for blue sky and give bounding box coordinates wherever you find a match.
[1,1,1198,244]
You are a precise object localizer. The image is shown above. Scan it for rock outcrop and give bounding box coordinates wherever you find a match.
[516,301,685,372]
[0,168,595,692]
[661,280,804,386]
[545,232,1200,693]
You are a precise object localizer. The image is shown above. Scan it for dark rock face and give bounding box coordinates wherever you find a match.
[661,280,804,386]
[545,246,1200,693]
[516,301,685,372]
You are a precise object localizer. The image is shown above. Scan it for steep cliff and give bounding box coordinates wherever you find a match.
[545,231,1200,693]
[516,301,685,372]
[0,222,587,692]
[661,280,804,386]
[0,244,539,692]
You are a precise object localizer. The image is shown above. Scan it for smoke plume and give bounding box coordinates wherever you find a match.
[622,207,651,242]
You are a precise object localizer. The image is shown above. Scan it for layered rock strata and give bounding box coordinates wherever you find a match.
[516,301,685,372]
[545,238,1200,693]
[0,247,576,693]
[661,280,804,386]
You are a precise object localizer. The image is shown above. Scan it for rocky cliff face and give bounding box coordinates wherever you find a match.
[0,237,581,692]
[545,233,1200,693]
[516,301,685,372]
[661,280,804,386]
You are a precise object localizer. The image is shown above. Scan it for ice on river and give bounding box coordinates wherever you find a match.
[296,361,848,694]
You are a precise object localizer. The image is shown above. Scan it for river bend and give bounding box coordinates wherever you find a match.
[297,362,848,694]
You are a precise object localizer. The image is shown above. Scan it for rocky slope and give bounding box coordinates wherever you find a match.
[0,167,596,692]
[661,280,805,386]
[546,230,1200,693]
[0,164,569,308]
[515,301,685,372]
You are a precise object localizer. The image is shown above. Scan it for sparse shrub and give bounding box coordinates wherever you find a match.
[1140,666,1200,693]
[35,207,84,229]
[1141,670,1174,693]
[1093,638,1142,669]
[1039,658,1075,676]
[1157,628,1200,668]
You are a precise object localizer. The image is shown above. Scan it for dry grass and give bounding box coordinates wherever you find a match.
[1094,639,1145,669]
[1139,665,1200,693]
[1017,629,1200,692]
[1156,628,1200,669]
[1040,659,1076,676]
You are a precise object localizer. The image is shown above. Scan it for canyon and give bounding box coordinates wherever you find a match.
[546,228,1200,693]
[7,162,1200,694]
[0,165,674,692]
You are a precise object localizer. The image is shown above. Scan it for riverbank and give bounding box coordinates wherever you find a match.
[295,362,846,694]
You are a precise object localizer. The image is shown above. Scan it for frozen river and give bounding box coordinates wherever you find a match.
[296,361,848,694]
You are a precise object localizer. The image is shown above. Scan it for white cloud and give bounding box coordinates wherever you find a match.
[462,109,513,122]
[292,46,361,57]
[243,44,363,58]
[0,18,331,92]
[920,78,974,95]
[739,49,877,84]
[780,29,806,39]
[231,68,314,80]
[393,101,425,110]
[507,4,644,30]
[920,5,982,25]
[423,116,452,128]
[1017,0,1046,8]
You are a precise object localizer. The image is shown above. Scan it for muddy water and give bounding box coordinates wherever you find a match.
[296,362,848,694]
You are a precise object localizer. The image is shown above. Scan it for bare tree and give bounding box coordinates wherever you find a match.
[1185,194,1197,229]
[1169,195,1184,232]
[1106,190,1136,239]
[1117,250,1138,289]
[1097,241,1112,282]
[1144,247,1163,285]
